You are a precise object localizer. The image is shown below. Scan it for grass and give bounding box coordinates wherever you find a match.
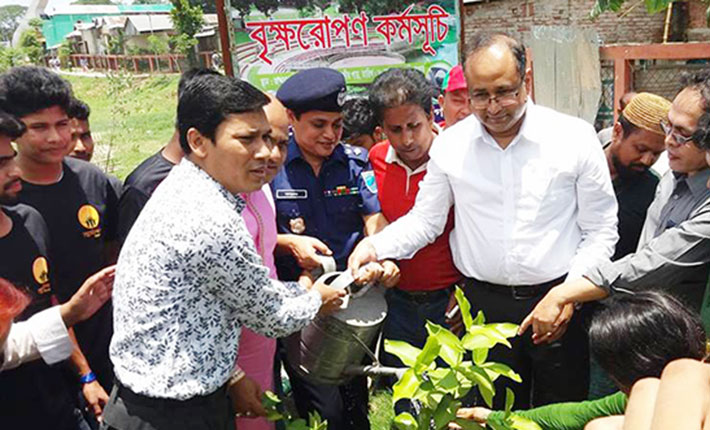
[64,73,179,180]
[64,72,398,428]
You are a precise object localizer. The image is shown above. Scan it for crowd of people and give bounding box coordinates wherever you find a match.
[1,30,710,430]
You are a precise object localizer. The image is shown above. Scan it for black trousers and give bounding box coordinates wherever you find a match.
[100,381,232,430]
[280,344,370,430]
[463,278,589,409]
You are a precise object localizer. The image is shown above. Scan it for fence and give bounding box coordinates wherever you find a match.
[599,42,710,124]
[66,51,218,73]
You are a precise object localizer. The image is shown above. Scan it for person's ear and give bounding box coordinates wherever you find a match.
[612,122,624,145]
[187,128,210,159]
[524,68,533,95]
[286,109,298,125]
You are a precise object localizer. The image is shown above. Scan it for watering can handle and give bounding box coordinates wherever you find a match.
[350,331,380,365]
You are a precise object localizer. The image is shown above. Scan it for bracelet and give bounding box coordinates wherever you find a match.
[80,371,97,384]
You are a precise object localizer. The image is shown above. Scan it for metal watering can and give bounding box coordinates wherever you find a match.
[285,263,398,385]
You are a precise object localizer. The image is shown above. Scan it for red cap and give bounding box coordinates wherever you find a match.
[441,65,467,93]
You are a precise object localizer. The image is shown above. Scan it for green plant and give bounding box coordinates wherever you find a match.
[18,19,44,66]
[385,287,541,430]
[102,70,134,175]
[170,0,203,67]
[0,45,24,72]
[262,391,328,430]
[591,0,710,23]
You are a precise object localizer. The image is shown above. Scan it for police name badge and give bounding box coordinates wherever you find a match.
[289,217,306,234]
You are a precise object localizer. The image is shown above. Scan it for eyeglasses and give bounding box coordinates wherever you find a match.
[469,82,523,108]
[660,120,696,146]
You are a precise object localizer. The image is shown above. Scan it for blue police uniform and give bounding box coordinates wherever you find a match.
[273,67,379,430]
[271,138,380,281]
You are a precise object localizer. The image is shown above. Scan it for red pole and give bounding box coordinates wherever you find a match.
[216,0,234,76]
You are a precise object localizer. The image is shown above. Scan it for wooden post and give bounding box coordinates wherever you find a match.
[149,56,154,73]
[613,59,632,123]
[216,0,234,76]
[133,58,138,73]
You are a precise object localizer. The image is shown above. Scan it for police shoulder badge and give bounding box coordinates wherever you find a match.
[361,171,378,194]
[289,217,306,234]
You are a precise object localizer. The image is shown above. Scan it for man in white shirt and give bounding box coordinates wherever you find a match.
[349,32,618,409]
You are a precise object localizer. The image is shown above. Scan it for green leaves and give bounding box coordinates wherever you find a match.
[262,391,328,430]
[386,290,524,430]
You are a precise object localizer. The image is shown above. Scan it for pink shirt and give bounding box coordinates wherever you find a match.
[238,185,278,430]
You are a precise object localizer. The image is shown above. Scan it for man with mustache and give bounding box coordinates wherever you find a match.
[602,93,671,260]
[521,71,710,358]
[349,32,619,409]
[271,67,396,430]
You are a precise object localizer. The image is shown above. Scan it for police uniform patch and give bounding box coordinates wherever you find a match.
[362,171,377,194]
[337,88,347,107]
[289,217,306,234]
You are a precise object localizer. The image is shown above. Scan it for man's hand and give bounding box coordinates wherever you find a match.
[380,260,401,288]
[348,239,378,276]
[61,266,115,327]
[313,277,346,315]
[229,375,267,418]
[519,287,574,344]
[445,291,464,335]
[280,234,332,271]
[82,380,108,420]
[449,407,492,429]
[354,262,384,285]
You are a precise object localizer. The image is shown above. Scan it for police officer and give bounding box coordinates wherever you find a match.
[272,68,398,430]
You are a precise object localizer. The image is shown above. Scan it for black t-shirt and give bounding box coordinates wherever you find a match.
[0,204,78,430]
[613,171,660,260]
[117,149,175,244]
[18,157,119,389]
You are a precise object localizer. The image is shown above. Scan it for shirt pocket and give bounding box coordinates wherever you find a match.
[324,195,361,215]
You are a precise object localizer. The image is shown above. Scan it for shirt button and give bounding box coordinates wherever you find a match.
[673,194,680,200]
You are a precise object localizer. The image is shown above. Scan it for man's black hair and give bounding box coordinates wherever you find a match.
[368,68,436,124]
[0,66,73,118]
[342,97,378,140]
[178,67,221,100]
[0,111,26,139]
[589,291,706,392]
[67,98,91,121]
[178,74,269,155]
[680,70,710,150]
[464,32,526,82]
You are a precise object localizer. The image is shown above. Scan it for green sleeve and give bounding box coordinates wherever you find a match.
[487,391,628,430]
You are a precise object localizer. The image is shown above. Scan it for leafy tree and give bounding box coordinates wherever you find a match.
[169,0,203,66]
[231,0,252,20]
[0,5,27,43]
[147,34,169,55]
[0,45,24,72]
[18,20,43,65]
[106,29,126,54]
[58,39,73,68]
[254,0,279,17]
[187,0,216,14]
[591,0,710,22]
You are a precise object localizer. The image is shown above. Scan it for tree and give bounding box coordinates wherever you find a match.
[187,0,216,14]
[591,0,710,22]
[231,0,252,20]
[254,0,279,17]
[169,0,202,67]
[0,5,26,43]
[18,18,43,65]
[0,45,24,72]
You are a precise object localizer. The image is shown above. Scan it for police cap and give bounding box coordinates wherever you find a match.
[276,68,346,114]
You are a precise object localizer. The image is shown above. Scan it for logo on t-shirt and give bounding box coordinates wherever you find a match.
[32,256,51,294]
[77,204,102,238]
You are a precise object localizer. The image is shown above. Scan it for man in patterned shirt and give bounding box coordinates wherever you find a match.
[103,74,345,430]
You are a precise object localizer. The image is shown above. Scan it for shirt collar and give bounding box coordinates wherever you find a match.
[179,158,246,213]
[285,136,348,167]
[676,168,710,198]
[471,99,537,148]
[384,144,428,175]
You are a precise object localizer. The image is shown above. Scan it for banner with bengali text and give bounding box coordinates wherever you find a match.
[235,1,460,93]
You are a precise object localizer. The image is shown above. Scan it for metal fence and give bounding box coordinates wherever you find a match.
[594,58,710,131]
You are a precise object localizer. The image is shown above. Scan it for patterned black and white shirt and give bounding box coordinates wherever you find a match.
[110,159,321,400]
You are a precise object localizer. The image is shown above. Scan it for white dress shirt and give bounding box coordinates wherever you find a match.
[370,101,618,285]
[1,306,72,371]
[111,159,321,400]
